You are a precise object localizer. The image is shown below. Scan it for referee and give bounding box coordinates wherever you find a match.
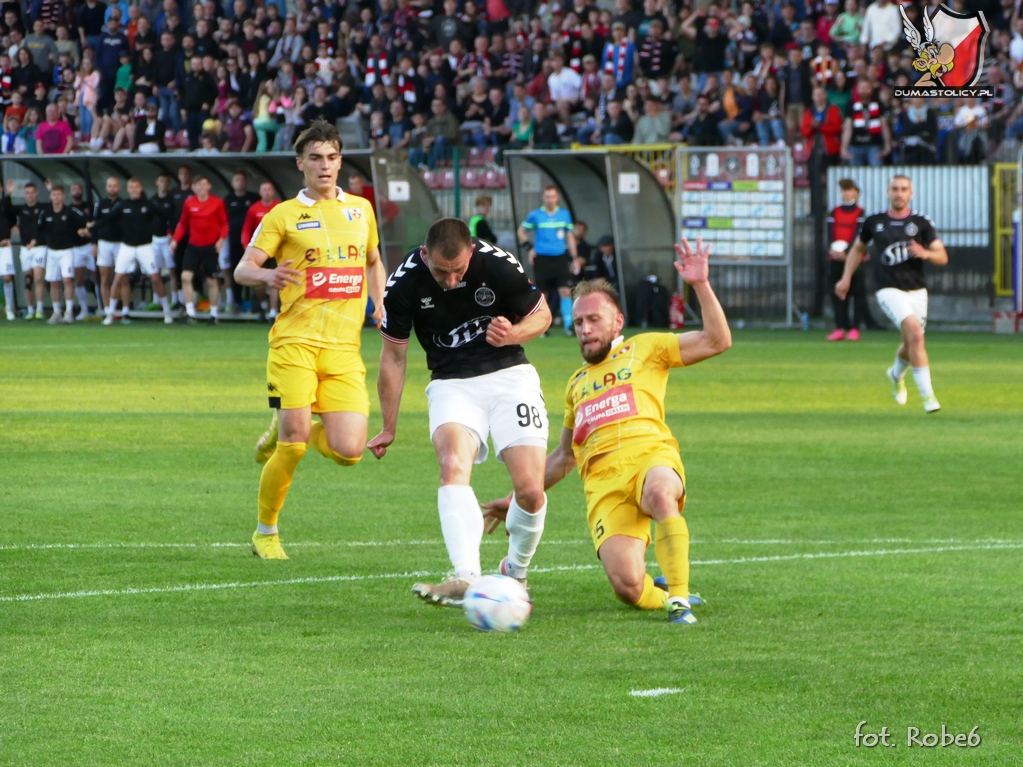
[517,185,578,336]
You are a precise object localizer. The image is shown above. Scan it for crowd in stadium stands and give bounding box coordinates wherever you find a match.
[0,0,1019,164]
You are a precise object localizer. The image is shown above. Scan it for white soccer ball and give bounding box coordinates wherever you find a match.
[463,575,532,632]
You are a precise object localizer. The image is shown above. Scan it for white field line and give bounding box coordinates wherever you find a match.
[630,688,684,697]
[1,543,1020,604]
[2,537,1020,553]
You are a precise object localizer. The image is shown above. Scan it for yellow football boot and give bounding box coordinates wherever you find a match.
[251,531,288,560]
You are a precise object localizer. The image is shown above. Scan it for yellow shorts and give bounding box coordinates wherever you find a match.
[266,343,370,415]
[582,442,686,553]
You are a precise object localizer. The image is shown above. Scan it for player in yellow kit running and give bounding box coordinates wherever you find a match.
[483,238,730,623]
[234,120,387,559]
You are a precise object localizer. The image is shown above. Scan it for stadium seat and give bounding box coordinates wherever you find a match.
[467,147,484,166]
[440,169,455,189]
[421,169,437,189]
[481,147,498,166]
[459,169,481,189]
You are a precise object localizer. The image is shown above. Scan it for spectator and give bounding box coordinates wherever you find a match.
[780,44,813,140]
[154,31,180,131]
[897,97,938,164]
[180,54,216,149]
[252,80,280,152]
[222,99,256,152]
[36,102,74,154]
[831,0,863,45]
[132,100,166,153]
[508,104,533,148]
[25,19,59,76]
[633,96,671,144]
[75,59,100,142]
[423,96,461,167]
[532,101,560,146]
[13,47,44,96]
[548,50,582,127]
[859,0,901,50]
[601,98,634,144]
[19,107,40,153]
[684,92,723,146]
[954,98,989,163]
[78,0,108,53]
[601,21,637,89]
[841,78,890,166]
[1,114,25,153]
[754,74,786,146]
[97,16,129,112]
[802,84,844,165]
[475,86,511,147]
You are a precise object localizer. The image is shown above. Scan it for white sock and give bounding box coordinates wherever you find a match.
[438,485,483,582]
[268,308,278,318]
[210,305,219,318]
[505,493,547,576]
[36,301,45,313]
[261,300,269,311]
[65,299,74,314]
[893,353,910,381]
[108,300,118,315]
[186,301,196,317]
[3,281,13,310]
[52,305,62,317]
[256,522,278,535]
[912,366,934,399]
[226,287,235,306]
[159,295,170,312]
[75,285,89,309]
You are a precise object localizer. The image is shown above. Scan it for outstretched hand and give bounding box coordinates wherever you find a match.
[673,237,710,286]
[481,493,513,535]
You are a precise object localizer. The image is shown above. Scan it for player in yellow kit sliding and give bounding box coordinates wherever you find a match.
[484,238,730,623]
[234,120,387,559]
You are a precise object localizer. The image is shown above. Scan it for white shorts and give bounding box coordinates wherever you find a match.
[115,243,157,275]
[73,244,95,271]
[876,287,928,331]
[97,239,120,268]
[45,248,74,282]
[425,363,549,464]
[20,245,47,272]
[218,240,231,270]
[152,236,173,270]
[0,245,13,276]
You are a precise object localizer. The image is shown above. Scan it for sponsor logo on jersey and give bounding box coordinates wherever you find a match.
[573,384,637,445]
[343,208,363,221]
[434,316,492,349]
[305,267,365,299]
[881,242,913,266]
[296,221,321,230]
[475,287,495,306]
[905,222,918,237]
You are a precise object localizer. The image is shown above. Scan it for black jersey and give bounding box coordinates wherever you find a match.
[0,197,15,241]
[15,202,48,244]
[169,187,189,229]
[224,191,259,249]
[69,199,92,247]
[150,193,174,237]
[858,210,938,292]
[111,197,156,246]
[40,206,88,250]
[380,238,544,380]
[93,196,122,242]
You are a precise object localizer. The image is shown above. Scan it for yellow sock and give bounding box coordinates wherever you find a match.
[309,421,361,466]
[257,441,307,527]
[655,515,690,601]
[633,574,669,610]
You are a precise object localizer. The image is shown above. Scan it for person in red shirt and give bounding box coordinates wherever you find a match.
[826,178,868,341]
[36,103,74,154]
[801,84,843,166]
[240,180,281,323]
[171,176,228,324]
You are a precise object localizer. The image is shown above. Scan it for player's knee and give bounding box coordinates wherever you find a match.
[437,452,472,484]
[610,574,644,606]
[513,486,545,513]
[642,485,681,521]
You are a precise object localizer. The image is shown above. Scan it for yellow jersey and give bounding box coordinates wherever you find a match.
[251,188,379,351]
[562,333,684,477]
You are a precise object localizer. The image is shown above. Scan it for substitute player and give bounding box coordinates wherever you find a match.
[103,178,173,325]
[150,173,178,310]
[369,219,553,606]
[240,180,281,323]
[171,176,228,325]
[12,180,48,320]
[836,174,947,413]
[483,239,731,625]
[234,119,387,560]
[222,170,259,314]
[517,185,577,337]
[0,185,17,320]
[69,183,98,321]
[92,177,123,320]
[40,186,90,324]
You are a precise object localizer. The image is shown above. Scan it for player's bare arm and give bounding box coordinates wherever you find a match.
[234,246,302,290]
[908,238,948,265]
[485,297,552,347]
[368,338,409,459]
[365,246,386,325]
[675,237,732,366]
[483,426,576,533]
[835,237,867,299]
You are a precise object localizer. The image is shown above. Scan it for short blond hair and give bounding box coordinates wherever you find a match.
[573,279,622,312]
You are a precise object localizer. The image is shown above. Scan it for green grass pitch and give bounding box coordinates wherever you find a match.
[1,323,1021,766]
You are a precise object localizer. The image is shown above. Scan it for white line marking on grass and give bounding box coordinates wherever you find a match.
[2,544,1021,604]
[3,538,1021,553]
[630,688,684,697]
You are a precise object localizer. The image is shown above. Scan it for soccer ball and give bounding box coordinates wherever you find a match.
[463,575,532,632]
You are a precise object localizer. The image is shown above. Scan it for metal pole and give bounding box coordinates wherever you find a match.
[605,153,629,322]
[785,147,794,327]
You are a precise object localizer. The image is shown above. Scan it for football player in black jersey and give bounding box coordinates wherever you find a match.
[371,218,553,607]
[836,175,948,413]
[221,170,259,314]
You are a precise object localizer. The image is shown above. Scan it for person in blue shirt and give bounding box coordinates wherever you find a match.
[517,185,579,336]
